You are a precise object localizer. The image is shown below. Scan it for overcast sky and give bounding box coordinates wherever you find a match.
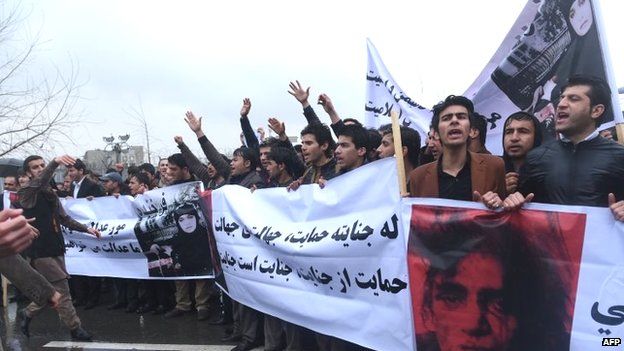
[6,0,624,161]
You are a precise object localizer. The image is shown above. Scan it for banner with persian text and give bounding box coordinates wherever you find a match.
[209,158,414,351]
[61,181,215,280]
[365,0,622,155]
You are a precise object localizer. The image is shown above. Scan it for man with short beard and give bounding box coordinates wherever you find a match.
[17,155,99,341]
[518,75,624,221]
[501,112,543,193]
[158,158,170,187]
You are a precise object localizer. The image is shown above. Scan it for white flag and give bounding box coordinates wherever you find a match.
[365,38,431,144]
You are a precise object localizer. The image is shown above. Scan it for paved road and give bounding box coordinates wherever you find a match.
[0,290,260,351]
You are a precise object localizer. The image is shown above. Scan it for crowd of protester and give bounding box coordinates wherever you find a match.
[1,75,624,351]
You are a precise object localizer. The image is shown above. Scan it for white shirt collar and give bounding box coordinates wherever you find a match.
[559,129,599,144]
[73,176,86,197]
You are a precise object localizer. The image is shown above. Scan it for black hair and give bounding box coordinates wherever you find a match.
[127,165,139,177]
[166,155,187,170]
[401,127,421,167]
[343,118,363,127]
[259,137,280,149]
[560,75,612,127]
[294,144,302,153]
[130,172,150,186]
[381,126,421,167]
[501,112,544,171]
[267,146,305,179]
[470,112,488,146]
[300,123,336,158]
[70,158,87,172]
[431,95,475,133]
[138,162,157,175]
[232,147,260,171]
[337,124,369,150]
[378,123,393,134]
[366,128,382,153]
[23,155,43,173]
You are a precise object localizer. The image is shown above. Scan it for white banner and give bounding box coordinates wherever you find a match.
[62,182,215,280]
[465,0,623,154]
[211,158,414,351]
[404,197,624,351]
[365,38,431,144]
[366,0,622,156]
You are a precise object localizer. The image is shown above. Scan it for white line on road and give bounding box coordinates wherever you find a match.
[44,341,263,350]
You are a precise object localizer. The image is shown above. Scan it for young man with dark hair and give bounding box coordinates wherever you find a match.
[266,147,305,186]
[377,126,421,186]
[100,172,129,197]
[257,145,306,351]
[68,159,104,200]
[335,125,369,174]
[299,123,337,184]
[164,152,219,322]
[366,128,381,161]
[181,111,265,350]
[225,148,266,351]
[138,163,159,189]
[175,136,229,190]
[502,112,543,193]
[409,95,506,208]
[17,154,99,341]
[67,159,105,310]
[468,112,491,154]
[518,75,624,221]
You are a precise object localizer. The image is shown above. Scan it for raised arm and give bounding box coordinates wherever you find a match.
[288,80,322,125]
[239,98,259,150]
[174,135,211,185]
[318,93,346,136]
[19,155,75,209]
[184,111,231,180]
[268,117,294,149]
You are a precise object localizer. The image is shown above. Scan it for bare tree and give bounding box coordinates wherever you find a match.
[125,96,153,164]
[0,3,82,157]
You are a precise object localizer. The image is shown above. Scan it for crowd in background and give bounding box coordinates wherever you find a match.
[2,75,624,351]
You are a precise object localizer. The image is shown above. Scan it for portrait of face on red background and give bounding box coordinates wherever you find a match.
[408,205,585,351]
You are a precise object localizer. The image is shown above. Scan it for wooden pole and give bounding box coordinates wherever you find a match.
[616,123,624,146]
[390,111,408,196]
[2,275,7,307]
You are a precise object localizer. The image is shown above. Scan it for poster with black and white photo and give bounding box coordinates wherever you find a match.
[62,182,215,279]
[465,0,623,152]
[365,0,622,155]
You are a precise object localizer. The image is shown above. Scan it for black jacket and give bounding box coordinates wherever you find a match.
[17,161,90,258]
[72,177,105,198]
[519,136,624,206]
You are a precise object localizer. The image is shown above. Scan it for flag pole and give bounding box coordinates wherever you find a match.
[616,124,624,146]
[390,110,408,196]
